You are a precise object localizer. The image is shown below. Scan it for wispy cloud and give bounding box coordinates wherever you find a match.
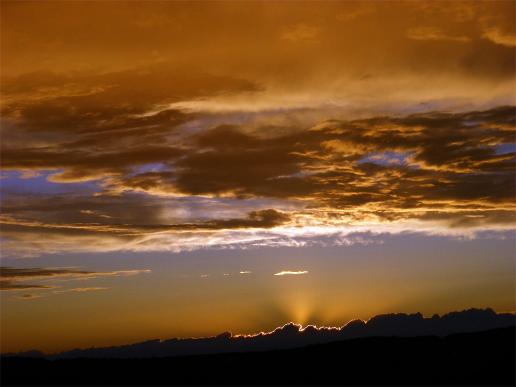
[53,287,109,294]
[0,282,55,291]
[15,293,44,300]
[273,270,308,276]
[482,27,516,47]
[406,26,470,42]
[280,24,319,42]
[0,266,151,296]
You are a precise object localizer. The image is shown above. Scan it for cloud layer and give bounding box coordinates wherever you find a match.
[1,103,515,256]
[1,1,515,256]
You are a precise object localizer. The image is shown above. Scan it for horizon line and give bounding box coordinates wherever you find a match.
[4,306,514,356]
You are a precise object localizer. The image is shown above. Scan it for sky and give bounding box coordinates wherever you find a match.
[0,0,515,353]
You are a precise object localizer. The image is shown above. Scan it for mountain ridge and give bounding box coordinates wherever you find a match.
[4,307,514,359]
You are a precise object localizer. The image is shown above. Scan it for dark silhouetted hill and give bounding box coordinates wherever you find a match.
[3,307,512,360]
[2,327,514,386]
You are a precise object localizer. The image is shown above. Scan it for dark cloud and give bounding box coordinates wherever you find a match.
[0,281,53,291]
[0,266,151,291]
[2,145,184,182]
[0,208,291,236]
[0,267,93,279]
[166,106,516,211]
[0,197,292,257]
[16,293,43,300]
[2,62,513,200]
[0,64,257,181]
[187,209,291,230]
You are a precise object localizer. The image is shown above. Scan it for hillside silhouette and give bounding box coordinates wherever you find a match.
[2,327,514,386]
[3,307,513,359]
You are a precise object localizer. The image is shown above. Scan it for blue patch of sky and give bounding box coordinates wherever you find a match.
[0,170,102,196]
[463,120,481,127]
[494,143,516,155]
[129,163,168,176]
[358,151,413,166]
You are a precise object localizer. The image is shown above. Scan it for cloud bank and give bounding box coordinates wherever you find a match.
[1,104,514,256]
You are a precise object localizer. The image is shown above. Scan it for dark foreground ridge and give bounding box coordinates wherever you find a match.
[3,307,515,359]
[2,327,515,386]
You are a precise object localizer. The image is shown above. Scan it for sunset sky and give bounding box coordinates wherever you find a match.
[1,0,515,354]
